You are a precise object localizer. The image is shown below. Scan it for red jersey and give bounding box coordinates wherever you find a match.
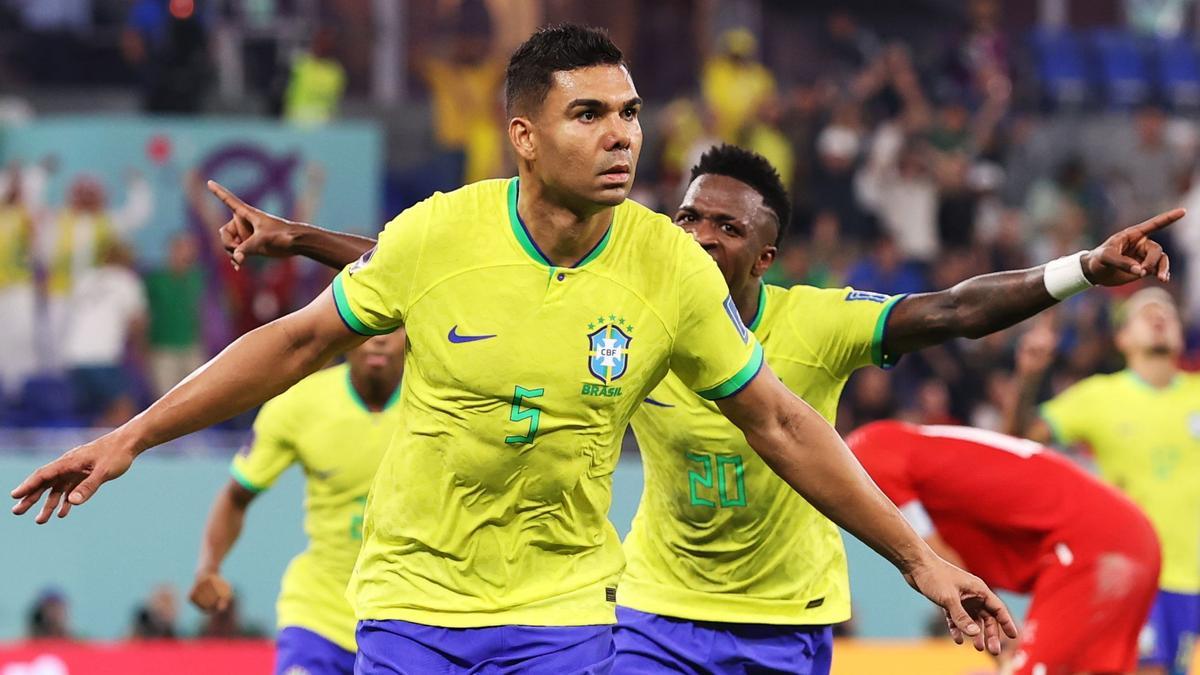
[847,421,1153,593]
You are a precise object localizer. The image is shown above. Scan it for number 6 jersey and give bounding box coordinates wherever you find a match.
[332,178,761,628]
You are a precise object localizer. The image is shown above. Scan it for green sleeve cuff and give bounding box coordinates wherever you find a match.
[697,342,765,400]
[229,463,266,494]
[332,273,396,337]
[871,294,908,369]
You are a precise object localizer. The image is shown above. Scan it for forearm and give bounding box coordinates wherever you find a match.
[886,266,1054,353]
[1001,370,1044,438]
[290,224,376,269]
[196,488,248,573]
[746,398,932,573]
[123,312,353,454]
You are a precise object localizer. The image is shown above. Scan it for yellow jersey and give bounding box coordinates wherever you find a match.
[622,284,903,624]
[1041,370,1200,593]
[333,178,762,627]
[0,205,32,288]
[230,363,401,651]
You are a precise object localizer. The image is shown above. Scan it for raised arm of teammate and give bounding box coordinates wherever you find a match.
[881,208,1181,356]
[190,480,258,613]
[717,369,1017,654]
[210,181,376,271]
[1001,319,1059,443]
[9,186,367,523]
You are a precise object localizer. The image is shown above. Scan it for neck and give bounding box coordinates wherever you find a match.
[350,369,400,411]
[517,174,613,267]
[731,279,762,327]
[1129,354,1177,389]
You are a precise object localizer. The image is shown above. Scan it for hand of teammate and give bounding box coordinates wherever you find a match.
[903,557,1018,656]
[9,433,137,523]
[1015,318,1058,377]
[1081,207,1184,285]
[189,571,234,614]
[207,180,302,270]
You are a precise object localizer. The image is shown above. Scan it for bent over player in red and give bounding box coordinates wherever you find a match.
[848,421,1161,675]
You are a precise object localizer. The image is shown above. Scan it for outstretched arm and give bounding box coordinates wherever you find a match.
[208,181,374,270]
[10,290,365,522]
[190,480,257,613]
[717,369,1017,655]
[882,208,1182,355]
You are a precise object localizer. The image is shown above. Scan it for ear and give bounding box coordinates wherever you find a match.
[752,244,777,279]
[509,117,537,162]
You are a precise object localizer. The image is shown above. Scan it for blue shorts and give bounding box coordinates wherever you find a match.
[1141,590,1200,675]
[613,606,833,674]
[276,626,356,675]
[354,619,614,674]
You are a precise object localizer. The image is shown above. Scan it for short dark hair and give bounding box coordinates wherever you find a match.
[505,24,625,117]
[690,144,792,244]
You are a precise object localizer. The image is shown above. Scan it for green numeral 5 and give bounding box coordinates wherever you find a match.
[350,495,368,540]
[505,386,544,444]
[687,452,746,507]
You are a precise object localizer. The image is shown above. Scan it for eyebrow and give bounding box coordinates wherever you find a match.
[567,97,644,110]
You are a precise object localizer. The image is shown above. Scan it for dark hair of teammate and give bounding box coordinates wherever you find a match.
[690,144,792,245]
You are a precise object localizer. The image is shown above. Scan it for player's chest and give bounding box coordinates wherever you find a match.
[406,269,671,404]
[295,415,394,493]
[1097,396,1200,477]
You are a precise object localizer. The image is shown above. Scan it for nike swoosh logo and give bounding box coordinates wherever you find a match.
[643,397,674,408]
[448,326,497,344]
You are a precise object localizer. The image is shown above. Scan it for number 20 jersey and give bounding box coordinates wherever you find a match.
[333,178,762,628]
[622,284,901,625]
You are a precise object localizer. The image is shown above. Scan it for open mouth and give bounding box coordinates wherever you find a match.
[600,165,631,183]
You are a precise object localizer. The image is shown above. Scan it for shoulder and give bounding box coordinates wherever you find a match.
[272,364,348,412]
[387,178,512,232]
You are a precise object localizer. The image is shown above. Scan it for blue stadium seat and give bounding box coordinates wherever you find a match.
[1030,29,1091,108]
[1155,37,1200,110]
[1089,29,1152,108]
[12,375,83,428]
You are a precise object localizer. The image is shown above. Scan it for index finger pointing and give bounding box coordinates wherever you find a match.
[207,180,251,216]
[1130,208,1186,237]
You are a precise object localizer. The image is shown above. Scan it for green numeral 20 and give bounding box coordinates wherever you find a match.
[687,452,746,507]
[505,386,544,444]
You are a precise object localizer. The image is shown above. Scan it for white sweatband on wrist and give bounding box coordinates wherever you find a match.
[1043,251,1093,301]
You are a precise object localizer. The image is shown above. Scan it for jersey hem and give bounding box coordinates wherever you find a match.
[355,605,617,628]
[617,580,851,626]
[697,341,764,400]
[332,273,397,336]
[871,294,907,369]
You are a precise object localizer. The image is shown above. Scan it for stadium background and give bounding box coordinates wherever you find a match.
[2,0,1200,672]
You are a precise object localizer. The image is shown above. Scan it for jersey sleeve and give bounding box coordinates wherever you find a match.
[230,394,298,493]
[331,196,434,335]
[812,288,907,376]
[1039,377,1101,446]
[669,242,764,400]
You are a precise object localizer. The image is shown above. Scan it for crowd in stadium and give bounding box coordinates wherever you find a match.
[0,0,1196,434]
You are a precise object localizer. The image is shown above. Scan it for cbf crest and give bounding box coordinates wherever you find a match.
[587,315,634,384]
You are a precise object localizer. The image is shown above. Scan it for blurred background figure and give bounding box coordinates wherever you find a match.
[702,27,777,143]
[27,588,72,640]
[130,584,179,640]
[284,26,346,126]
[143,233,204,397]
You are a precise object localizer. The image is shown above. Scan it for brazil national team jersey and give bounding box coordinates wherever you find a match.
[230,363,401,651]
[621,284,902,624]
[332,178,762,627]
[1041,371,1200,593]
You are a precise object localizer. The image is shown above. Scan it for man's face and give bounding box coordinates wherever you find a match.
[1118,301,1184,358]
[675,174,777,292]
[347,330,406,381]
[522,65,642,209]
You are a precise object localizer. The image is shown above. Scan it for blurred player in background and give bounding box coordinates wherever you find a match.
[212,142,1178,674]
[1008,287,1200,675]
[189,331,404,675]
[849,421,1160,675]
[14,25,1019,673]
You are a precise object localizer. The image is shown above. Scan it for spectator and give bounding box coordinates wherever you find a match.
[60,241,147,427]
[144,233,204,397]
[28,588,72,640]
[843,233,928,297]
[1107,105,1187,221]
[283,26,346,126]
[701,27,777,143]
[121,0,213,113]
[130,584,179,640]
[741,94,794,191]
[0,162,37,395]
[812,107,871,243]
[855,124,939,262]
